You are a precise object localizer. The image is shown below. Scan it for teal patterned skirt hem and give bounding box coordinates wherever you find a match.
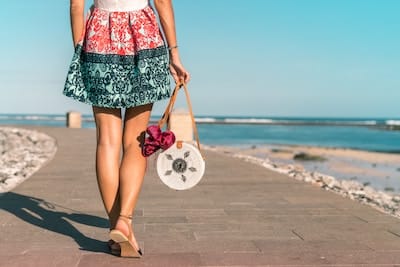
[63,44,171,108]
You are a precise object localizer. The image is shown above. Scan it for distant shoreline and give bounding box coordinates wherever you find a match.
[0,114,400,131]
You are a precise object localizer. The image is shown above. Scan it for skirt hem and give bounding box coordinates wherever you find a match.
[62,90,172,109]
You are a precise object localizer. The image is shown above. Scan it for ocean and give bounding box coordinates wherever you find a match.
[1,114,399,153]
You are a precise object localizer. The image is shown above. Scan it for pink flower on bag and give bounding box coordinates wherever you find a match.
[142,125,175,157]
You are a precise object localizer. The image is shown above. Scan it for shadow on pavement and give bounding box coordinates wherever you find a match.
[0,191,110,253]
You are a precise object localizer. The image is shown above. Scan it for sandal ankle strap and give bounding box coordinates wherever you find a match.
[119,214,133,220]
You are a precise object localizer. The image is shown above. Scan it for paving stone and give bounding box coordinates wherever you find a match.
[146,239,259,254]
[133,216,188,224]
[313,250,400,265]
[364,239,400,251]
[186,214,233,224]
[137,228,196,242]
[0,249,82,267]
[78,252,202,267]
[199,251,331,266]
[346,210,400,224]
[225,207,347,216]
[292,223,400,242]
[193,228,300,241]
[258,214,367,226]
[144,222,238,233]
[142,208,226,217]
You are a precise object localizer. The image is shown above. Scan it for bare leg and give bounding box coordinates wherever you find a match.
[114,103,153,250]
[92,106,122,230]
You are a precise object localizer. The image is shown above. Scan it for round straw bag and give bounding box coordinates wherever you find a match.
[143,83,205,190]
[157,141,205,190]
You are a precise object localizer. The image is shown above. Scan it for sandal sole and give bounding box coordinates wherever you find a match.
[109,230,141,258]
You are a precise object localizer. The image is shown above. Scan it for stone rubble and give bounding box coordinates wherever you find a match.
[0,127,57,193]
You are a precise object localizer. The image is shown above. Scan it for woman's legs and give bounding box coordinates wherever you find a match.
[114,103,153,249]
[92,107,122,229]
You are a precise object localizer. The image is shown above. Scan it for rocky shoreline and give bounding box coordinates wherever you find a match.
[203,145,400,219]
[0,127,57,193]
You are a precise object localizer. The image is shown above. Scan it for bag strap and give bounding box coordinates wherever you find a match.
[158,83,203,158]
[158,84,179,129]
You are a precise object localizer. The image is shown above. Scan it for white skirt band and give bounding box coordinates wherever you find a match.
[94,0,149,12]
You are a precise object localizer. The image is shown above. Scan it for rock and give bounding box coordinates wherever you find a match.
[352,190,366,197]
[304,176,313,183]
[293,152,327,162]
[363,186,376,196]
[271,148,292,153]
[392,196,400,203]
[387,125,400,131]
[321,175,336,185]
[341,180,363,192]
[384,187,395,192]
[0,127,57,193]
[327,180,341,190]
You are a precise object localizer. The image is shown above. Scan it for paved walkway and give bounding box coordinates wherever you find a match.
[1,127,400,267]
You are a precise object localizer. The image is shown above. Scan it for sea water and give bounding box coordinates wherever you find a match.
[1,114,399,152]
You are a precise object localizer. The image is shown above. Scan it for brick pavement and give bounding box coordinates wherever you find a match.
[0,127,399,267]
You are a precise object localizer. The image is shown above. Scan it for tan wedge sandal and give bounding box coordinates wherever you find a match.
[109,214,142,258]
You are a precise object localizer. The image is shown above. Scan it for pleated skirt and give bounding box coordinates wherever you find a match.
[63,2,171,108]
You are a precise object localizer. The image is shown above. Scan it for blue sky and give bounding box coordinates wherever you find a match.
[0,0,399,117]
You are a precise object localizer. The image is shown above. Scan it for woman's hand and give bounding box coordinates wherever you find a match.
[169,51,190,84]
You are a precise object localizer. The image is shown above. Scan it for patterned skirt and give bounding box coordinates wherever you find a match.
[63,0,171,108]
